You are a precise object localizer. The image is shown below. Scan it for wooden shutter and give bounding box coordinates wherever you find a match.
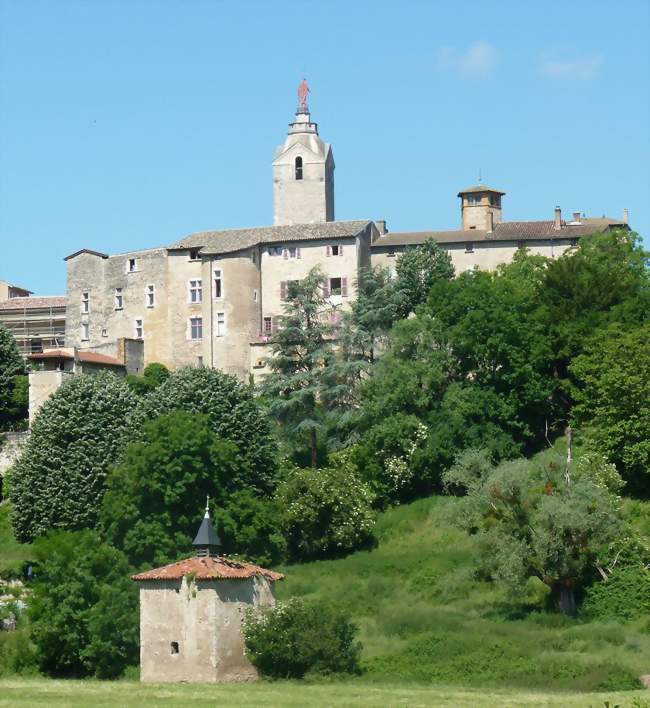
[283,249,288,260]
[326,245,331,257]
[296,247,301,259]
[339,244,343,255]
[322,279,330,297]
[341,277,348,297]
[280,281,287,300]
[272,316,279,333]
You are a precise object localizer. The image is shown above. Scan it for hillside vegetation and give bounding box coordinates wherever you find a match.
[277,451,650,692]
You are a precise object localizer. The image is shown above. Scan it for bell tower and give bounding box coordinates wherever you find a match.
[273,80,335,225]
[458,184,505,231]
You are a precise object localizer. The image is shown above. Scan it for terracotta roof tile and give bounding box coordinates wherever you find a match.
[132,555,284,583]
[28,349,124,367]
[0,296,67,311]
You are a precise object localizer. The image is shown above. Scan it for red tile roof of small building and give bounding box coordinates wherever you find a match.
[28,349,124,367]
[0,296,67,311]
[131,555,284,583]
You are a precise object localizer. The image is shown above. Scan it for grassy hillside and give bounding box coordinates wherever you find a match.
[0,503,32,579]
[277,484,650,692]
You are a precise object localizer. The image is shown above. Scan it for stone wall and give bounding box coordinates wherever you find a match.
[138,575,275,683]
[0,431,29,488]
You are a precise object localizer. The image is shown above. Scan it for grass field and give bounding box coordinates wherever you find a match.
[0,678,648,708]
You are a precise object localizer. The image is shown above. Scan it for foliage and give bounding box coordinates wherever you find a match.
[582,565,650,621]
[0,628,38,677]
[275,457,376,561]
[0,323,27,431]
[135,366,277,493]
[259,267,336,467]
[125,361,170,395]
[0,502,33,580]
[29,530,138,678]
[571,324,650,495]
[442,454,625,614]
[393,238,454,317]
[10,372,138,542]
[101,411,245,568]
[243,597,361,678]
[218,490,286,567]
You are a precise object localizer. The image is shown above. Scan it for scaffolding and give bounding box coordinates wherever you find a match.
[0,301,67,357]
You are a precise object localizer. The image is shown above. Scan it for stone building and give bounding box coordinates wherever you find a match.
[0,291,67,356]
[64,82,629,380]
[132,505,282,683]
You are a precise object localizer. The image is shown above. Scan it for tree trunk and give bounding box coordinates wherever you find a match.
[310,428,317,469]
[557,585,576,616]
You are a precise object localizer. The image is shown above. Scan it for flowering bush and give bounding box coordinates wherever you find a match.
[275,458,375,561]
[243,598,361,678]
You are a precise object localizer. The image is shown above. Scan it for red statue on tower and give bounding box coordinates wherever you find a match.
[297,78,310,112]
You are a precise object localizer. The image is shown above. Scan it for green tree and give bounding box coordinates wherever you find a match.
[571,324,650,495]
[135,366,277,493]
[260,267,335,467]
[443,453,624,615]
[10,372,138,542]
[0,323,27,431]
[394,238,454,316]
[125,361,170,395]
[101,411,248,568]
[29,530,138,678]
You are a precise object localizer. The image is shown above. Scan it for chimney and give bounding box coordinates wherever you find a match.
[572,211,581,224]
[375,220,387,235]
[486,210,494,234]
[554,206,562,230]
[623,208,629,225]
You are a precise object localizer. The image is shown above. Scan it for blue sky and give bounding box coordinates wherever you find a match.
[1,0,648,295]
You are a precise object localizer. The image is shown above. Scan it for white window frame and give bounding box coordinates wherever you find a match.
[189,316,203,341]
[146,284,155,308]
[188,279,203,304]
[127,257,137,273]
[81,291,90,314]
[81,322,90,341]
[134,318,144,339]
[213,269,223,299]
[114,287,124,310]
[215,312,226,337]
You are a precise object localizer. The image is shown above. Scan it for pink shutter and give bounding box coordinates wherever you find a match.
[323,279,330,297]
[272,316,279,333]
[326,245,331,257]
[342,277,348,297]
[280,281,287,300]
[339,244,343,255]
[297,247,301,259]
[283,249,288,260]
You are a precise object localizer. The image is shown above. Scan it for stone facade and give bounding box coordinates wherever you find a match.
[0,432,29,499]
[63,94,628,381]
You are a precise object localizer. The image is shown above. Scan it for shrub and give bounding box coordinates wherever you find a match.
[125,361,170,395]
[134,367,277,493]
[275,458,375,561]
[0,628,38,677]
[0,323,27,431]
[582,566,650,621]
[101,411,246,568]
[243,598,361,678]
[29,530,138,678]
[10,372,138,542]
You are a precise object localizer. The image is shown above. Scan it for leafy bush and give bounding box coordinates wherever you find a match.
[0,628,38,677]
[134,367,277,493]
[101,411,246,568]
[0,323,27,431]
[29,530,138,678]
[582,566,650,621]
[125,361,170,395]
[10,372,138,542]
[275,458,376,561]
[243,598,361,678]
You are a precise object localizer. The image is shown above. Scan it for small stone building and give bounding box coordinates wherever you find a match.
[132,506,283,683]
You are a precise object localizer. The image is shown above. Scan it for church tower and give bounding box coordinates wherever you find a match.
[273,80,335,225]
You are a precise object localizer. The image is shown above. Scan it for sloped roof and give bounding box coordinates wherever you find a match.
[28,349,124,367]
[458,184,506,195]
[64,249,109,261]
[372,218,625,248]
[132,555,284,582]
[0,296,67,311]
[169,220,371,255]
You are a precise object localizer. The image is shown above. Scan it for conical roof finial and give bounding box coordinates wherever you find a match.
[192,498,222,557]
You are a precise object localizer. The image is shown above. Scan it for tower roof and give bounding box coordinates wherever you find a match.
[192,499,222,556]
[458,184,506,196]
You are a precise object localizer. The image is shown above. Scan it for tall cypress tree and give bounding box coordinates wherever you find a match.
[0,322,27,430]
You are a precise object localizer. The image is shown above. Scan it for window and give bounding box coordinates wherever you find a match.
[81,323,89,341]
[325,277,348,297]
[268,246,283,257]
[283,246,300,259]
[190,316,203,340]
[114,288,123,310]
[327,244,343,256]
[467,195,481,205]
[127,258,137,273]
[329,277,342,296]
[465,242,474,253]
[81,291,89,314]
[189,279,202,303]
[189,248,201,261]
[469,225,476,230]
[387,247,396,257]
[216,312,226,337]
[253,289,258,302]
[263,316,272,334]
[295,156,303,180]
[135,318,143,339]
[31,338,43,353]
[213,270,223,299]
[197,356,203,367]
[101,328,108,337]
[280,280,300,300]
[146,284,155,308]
[170,641,179,655]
